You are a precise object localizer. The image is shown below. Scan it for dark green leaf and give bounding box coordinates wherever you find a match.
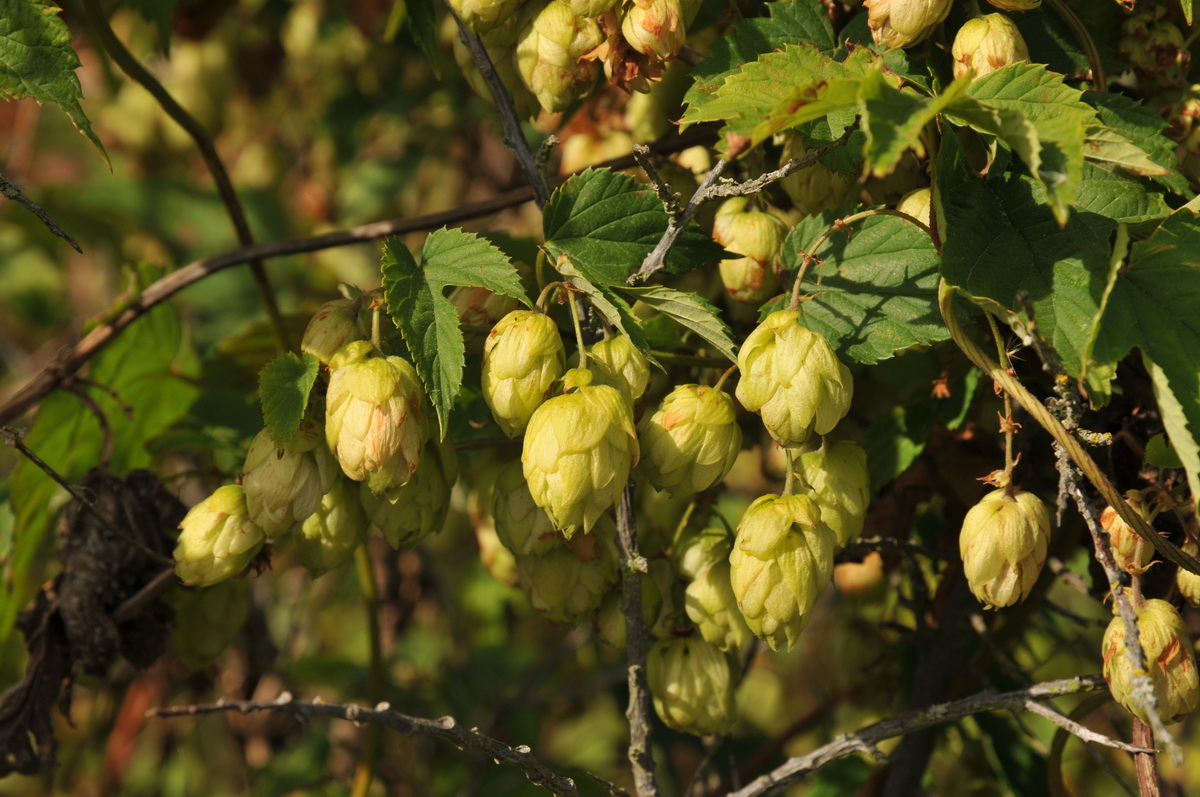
[975,713,1051,797]
[1073,163,1171,225]
[405,0,440,71]
[1084,91,1191,196]
[422,227,531,306]
[860,70,971,177]
[619,286,736,363]
[258,352,320,446]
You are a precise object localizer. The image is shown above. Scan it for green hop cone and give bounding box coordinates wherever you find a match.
[1102,598,1199,725]
[468,457,520,586]
[896,187,932,227]
[515,0,603,113]
[639,384,742,497]
[1178,541,1200,608]
[621,0,685,60]
[242,421,338,537]
[493,460,561,556]
[449,0,521,34]
[296,479,366,577]
[794,440,870,548]
[647,636,737,735]
[713,198,786,304]
[522,369,640,537]
[862,0,953,50]
[675,525,733,581]
[568,0,619,14]
[951,13,1030,81]
[959,488,1051,609]
[685,559,753,652]
[482,310,566,438]
[326,340,430,494]
[301,297,366,366]
[735,310,854,448]
[779,136,854,218]
[361,437,458,548]
[1100,491,1157,575]
[174,485,267,587]
[514,518,620,626]
[729,493,837,651]
[168,580,249,671]
[586,335,651,406]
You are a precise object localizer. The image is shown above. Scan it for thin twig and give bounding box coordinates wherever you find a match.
[631,144,681,217]
[1021,699,1152,755]
[64,383,113,469]
[730,675,1111,797]
[112,568,176,624]
[705,122,861,201]
[837,536,942,561]
[0,172,82,252]
[149,692,579,796]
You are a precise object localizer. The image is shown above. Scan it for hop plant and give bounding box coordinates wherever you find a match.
[1102,598,1199,725]
[1100,491,1157,575]
[779,136,854,218]
[896,186,932,227]
[492,460,561,556]
[326,340,430,494]
[568,0,619,15]
[515,0,603,113]
[729,494,837,651]
[242,421,338,537]
[685,559,753,652]
[647,636,737,735]
[360,437,458,548]
[296,479,367,577]
[301,297,365,366]
[481,310,566,438]
[959,488,1051,609]
[468,457,519,586]
[735,310,854,448]
[621,0,686,60]
[712,197,786,304]
[674,525,733,581]
[174,485,266,587]
[522,369,640,537]
[1119,9,1190,89]
[951,13,1031,81]
[514,519,620,626]
[1177,541,1200,608]
[863,0,954,51]
[794,440,870,548]
[638,384,742,497]
[586,335,651,406]
[449,0,522,34]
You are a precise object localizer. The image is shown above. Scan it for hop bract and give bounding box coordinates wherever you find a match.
[1100,491,1156,575]
[952,13,1031,80]
[1177,541,1200,608]
[1102,599,1199,725]
[326,340,430,494]
[514,520,620,626]
[622,0,685,60]
[515,0,603,113]
[639,384,742,497]
[959,488,1051,609]
[242,421,338,537]
[794,440,870,548]
[174,485,266,587]
[685,560,753,652]
[735,310,854,448]
[482,310,566,438]
[361,437,458,548]
[713,197,786,304]
[449,0,521,34]
[586,335,651,406]
[492,460,561,556]
[301,297,365,366]
[779,137,854,218]
[729,494,837,651]
[568,0,618,15]
[522,369,639,537]
[863,0,953,51]
[647,636,736,735]
[296,479,366,577]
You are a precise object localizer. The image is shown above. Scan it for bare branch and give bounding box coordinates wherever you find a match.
[1020,699,1151,755]
[705,122,859,201]
[149,692,580,796]
[631,144,681,217]
[0,173,81,252]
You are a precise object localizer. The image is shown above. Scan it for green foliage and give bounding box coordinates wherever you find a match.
[258,352,320,445]
[619,286,736,363]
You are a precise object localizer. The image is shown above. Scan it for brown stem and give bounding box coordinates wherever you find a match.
[1132,719,1161,797]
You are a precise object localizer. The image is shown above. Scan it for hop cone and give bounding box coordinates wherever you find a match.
[685,559,753,652]
[174,485,266,587]
[493,460,560,556]
[468,457,519,586]
[301,297,365,366]
[729,494,837,651]
[595,576,663,650]
[639,384,742,497]
[361,437,458,548]
[951,13,1030,80]
[168,580,249,671]
[1103,598,1199,724]
[1177,541,1200,608]
[622,0,685,60]
[863,0,953,50]
[586,335,650,406]
[735,310,853,448]
[296,479,366,577]
[515,0,603,113]
[675,525,733,581]
[515,519,620,626]
[713,198,786,304]
[959,488,1051,609]
[482,310,566,438]
[779,136,854,217]
[326,340,430,493]
[449,0,521,34]
[647,636,736,735]
[794,440,870,548]
[242,421,338,537]
[1100,491,1156,575]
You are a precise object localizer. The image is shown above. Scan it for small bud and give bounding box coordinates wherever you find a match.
[1100,491,1156,575]
[712,198,787,304]
[296,479,367,577]
[647,636,737,735]
[896,187,932,227]
[959,488,1051,609]
[515,1,604,113]
[779,136,855,218]
[622,0,686,60]
[326,340,430,494]
[729,494,837,651]
[686,560,753,652]
[361,437,458,548]
[794,440,870,548]
[735,310,854,448]
[301,298,365,366]
[242,421,338,537]
[515,519,621,626]
[492,460,561,556]
[482,310,566,438]
[587,335,651,405]
[863,0,954,51]
[1102,598,1199,725]
[174,485,267,587]
[639,384,742,496]
[952,14,1031,81]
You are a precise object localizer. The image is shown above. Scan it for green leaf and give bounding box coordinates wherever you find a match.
[942,175,1115,377]
[765,212,945,364]
[421,227,531,305]
[619,286,736,363]
[0,0,108,165]
[405,0,440,73]
[543,169,726,283]
[859,70,972,177]
[1073,163,1171,225]
[258,352,320,446]
[555,260,658,367]
[1083,127,1172,179]
[1144,433,1184,470]
[1184,0,1194,25]
[1084,91,1191,196]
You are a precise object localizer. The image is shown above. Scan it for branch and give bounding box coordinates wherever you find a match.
[730,676,1114,797]
[0,173,81,252]
[149,692,580,796]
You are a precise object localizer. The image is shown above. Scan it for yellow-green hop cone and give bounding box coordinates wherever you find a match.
[622,0,685,60]
[675,525,733,581]
[522,369,640,537]
[959,488,1051,609]
[493,460,560,556]
[863,0,953,50]
[735,310,853,448]
[515,519,620,626]
[515,0,603,113]
[568,0,618,14]
[794,440,870,548]
[951,13,1031,81]
[779,137,854,217]
[1100,491,1156,575]
[326,340,430,494]
[449,0,521,34]
[647,636,737,735]
[242,421,338,537]
[168,580,248,671]
[1177,541,1200,608]
[174,485,267,587]
[1102,599,1199,724]
[686,560,753,652]
[586,335,651,406]
[639,385,742,497]
[361,437,458,548]
[301,297,365,366]
[896,187,932,227]
[296,479,367,577]
[482,310,566,438]
[713,197,786,304]
[729,494,837,651]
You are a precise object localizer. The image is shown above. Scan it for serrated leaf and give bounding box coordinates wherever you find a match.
[1084,91,1190,196]
[619,286,736,364]
[421,227,531,306]
[1083,127,1171,178]
[860,69,971,177]
[0,0,108,165]
[543,169,726,283]
[1073,163,1171,225]
[965,63,1095,125]
[258,352,320,446]
[555,260,658,368]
